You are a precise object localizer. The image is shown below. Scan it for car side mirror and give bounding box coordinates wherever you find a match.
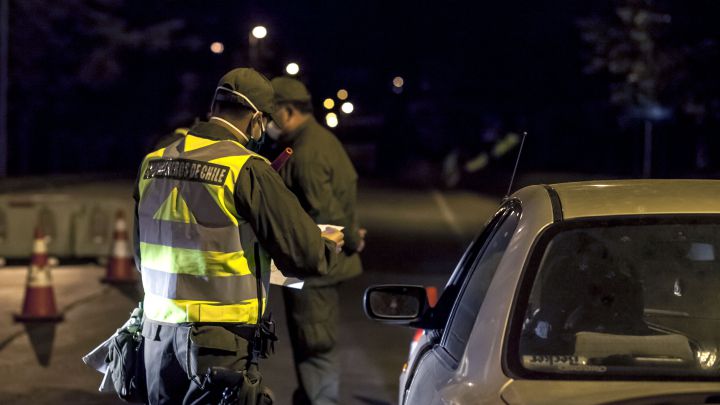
[363,285,429,325]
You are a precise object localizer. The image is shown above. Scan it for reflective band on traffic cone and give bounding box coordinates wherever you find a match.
[14,227,63,322]
[101,211,137,284]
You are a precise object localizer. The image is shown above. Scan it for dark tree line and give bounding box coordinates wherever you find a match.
[579,0,720,175]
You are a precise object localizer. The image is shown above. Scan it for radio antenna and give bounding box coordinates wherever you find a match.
[505,131,528,198]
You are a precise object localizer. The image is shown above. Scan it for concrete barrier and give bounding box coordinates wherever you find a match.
[0,183,133,259]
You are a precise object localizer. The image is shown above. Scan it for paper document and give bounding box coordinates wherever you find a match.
[269,224,344,289]
[82,333,114,374]
[318,224,344,232]
[270,261,304,289]
[82,333,117,392]
[82,305,143,393]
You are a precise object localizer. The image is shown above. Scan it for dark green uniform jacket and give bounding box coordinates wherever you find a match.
[278,117,363,286]
[133,121,338,282]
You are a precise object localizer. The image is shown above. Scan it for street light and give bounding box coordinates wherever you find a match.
[285,62,300,75]
[325,112,338,128]
[249,26,268,67]
[210,42,224,54]
[251,26,267,39]
[392,76,404,94]
[323,98,335,110]
[341,102,354,114]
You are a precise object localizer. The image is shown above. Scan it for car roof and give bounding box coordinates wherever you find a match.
[543,179,720,219]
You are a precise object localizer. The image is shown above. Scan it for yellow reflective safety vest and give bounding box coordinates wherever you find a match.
[137,133,270,324]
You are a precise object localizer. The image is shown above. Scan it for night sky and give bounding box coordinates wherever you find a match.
[5,1,720,182]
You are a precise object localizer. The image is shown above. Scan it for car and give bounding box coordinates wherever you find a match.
[364,180,720,404]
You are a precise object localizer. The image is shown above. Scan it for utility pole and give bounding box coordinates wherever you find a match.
[0,0,8,177]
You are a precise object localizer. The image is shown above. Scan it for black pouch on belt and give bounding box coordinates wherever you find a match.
[105,328,146,403]
[207,366,274,405]
[105,305,146,403]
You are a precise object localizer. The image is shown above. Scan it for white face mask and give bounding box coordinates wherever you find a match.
[209,116,250,143]
[209,86,267,135]
[266,121,283,140]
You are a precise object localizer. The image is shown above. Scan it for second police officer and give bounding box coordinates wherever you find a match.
[268,77,365,405]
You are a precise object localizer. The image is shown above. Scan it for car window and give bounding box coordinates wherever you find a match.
[442,208,521,362]
[516,218,720,379]
[424,207,510,329]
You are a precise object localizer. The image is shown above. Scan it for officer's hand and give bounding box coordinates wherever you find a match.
[356,228,367,253]
[321,227,344,253]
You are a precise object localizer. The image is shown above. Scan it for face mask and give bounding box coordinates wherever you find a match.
[266,121,283,141]
[246,112,270,152]
[210,87,269,149]
[209,116,250,143]
[210,87,262,117]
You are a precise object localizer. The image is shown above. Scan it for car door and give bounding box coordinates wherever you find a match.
[403,204,521,405]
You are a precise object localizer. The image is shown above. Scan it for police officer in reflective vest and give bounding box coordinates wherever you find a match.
[133,68,344,404]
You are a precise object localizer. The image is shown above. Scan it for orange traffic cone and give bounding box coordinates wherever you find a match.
[101,211,137,284]
[14,228,63,322]
[410,286,439,354]
[425,286,439,308]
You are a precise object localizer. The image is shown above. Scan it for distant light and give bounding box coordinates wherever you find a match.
[340,102,354,114]
[210,42,224,54]
[323,98,335,110]
[336,89,348,100]
[285,62,300,75]
[325,112,339,128]
[251,26,267,39]
[393,76,404,88]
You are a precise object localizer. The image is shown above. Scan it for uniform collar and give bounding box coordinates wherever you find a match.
[187,121,248,145]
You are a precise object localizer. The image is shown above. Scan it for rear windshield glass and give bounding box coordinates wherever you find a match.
[518,220,720,378]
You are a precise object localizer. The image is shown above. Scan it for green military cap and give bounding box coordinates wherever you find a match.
[215,68,276,116]
[271,76,312,104]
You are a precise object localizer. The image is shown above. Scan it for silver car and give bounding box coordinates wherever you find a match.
[365,180,720,404]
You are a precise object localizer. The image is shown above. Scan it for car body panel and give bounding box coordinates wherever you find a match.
[500,380,720,405]
[431,185,555,404]
[400,331,432,404]
[550,180,720,219]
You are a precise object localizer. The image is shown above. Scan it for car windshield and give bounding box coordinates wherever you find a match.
[517,218,720,378]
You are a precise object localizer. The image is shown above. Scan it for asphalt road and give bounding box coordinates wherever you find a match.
[0,183,499,404]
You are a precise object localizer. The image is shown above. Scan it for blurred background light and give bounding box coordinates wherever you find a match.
[210,42,224,54]
[336,89,348,100]
[325,112,338,128]
[323,98,335,110]
[285,62,300,75]
[341,101,354,114]
[392,76,404,88]
[251,25,267,39]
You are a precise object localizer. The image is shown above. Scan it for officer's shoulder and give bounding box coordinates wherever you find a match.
[242,154,271,167]
[301,122,340,148]
[308,121,336,139]
[142,147,166,162]
[210,139,270,164]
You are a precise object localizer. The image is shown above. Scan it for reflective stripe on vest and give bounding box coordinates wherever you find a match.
[138,134,270,324]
